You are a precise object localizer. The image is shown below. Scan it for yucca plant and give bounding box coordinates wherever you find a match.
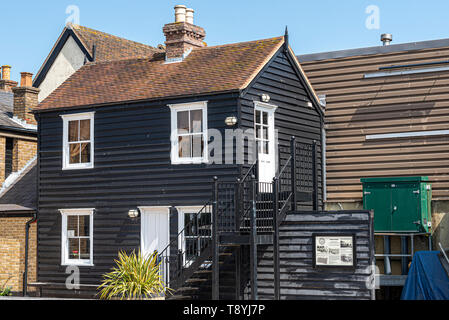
[0,286,11,296]
[97,250,171,300]
[0,277,12,296]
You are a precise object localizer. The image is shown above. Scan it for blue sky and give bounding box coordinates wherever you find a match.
[1,0,449,82]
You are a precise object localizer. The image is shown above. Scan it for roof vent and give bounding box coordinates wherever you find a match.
[381,33,392,46]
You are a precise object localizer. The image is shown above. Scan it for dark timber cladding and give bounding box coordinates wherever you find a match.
[299,41,449,202]
[34,35,324,296]
[36,93,240,292]
[256,210,375,300]
[241,49,324,209]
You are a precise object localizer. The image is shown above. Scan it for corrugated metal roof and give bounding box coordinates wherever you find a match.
[300,37,449,201]
[298,38,449,62]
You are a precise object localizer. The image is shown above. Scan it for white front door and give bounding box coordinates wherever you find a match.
[140,207,170,258]
[254,102,277,183]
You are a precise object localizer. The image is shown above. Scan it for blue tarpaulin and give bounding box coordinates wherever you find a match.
[401,251,449,300]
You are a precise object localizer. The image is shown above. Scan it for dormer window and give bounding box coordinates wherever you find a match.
[61,112,95,170]
[169,101,208,164]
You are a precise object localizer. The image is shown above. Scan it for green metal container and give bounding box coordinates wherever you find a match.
[361,177,432,233]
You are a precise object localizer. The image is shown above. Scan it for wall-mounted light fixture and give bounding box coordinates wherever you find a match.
[128,209,140,219]
[261,94,270,103]
[224,116,237,126]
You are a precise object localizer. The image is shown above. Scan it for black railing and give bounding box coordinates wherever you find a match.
[237,160,259,232]
[158,202,213,290]
[217,182,237,232]
[158,137,320,298]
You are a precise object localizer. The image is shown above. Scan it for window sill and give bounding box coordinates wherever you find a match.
[171,158,209,165]
[62,164,94,171]
[62,262,94,267]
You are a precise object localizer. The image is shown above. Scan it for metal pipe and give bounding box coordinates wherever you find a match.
[376,254,412,257]
[439,242,449,264]
[401,236,409,275]
[23,212,37,296]
[383,236,392,275]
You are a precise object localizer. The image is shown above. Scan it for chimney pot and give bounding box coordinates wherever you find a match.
[2,65,11,80]
[20,72,33,87]
[186,8,194,24]
[174,5,187,23]
[381,33,393,46]
[0,66,17,92]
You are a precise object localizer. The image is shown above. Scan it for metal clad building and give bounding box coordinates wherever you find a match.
[299,39,449,204]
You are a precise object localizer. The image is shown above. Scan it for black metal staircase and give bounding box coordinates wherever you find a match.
[158,137,319,300]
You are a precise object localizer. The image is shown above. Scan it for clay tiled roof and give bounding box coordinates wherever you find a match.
[35,37,284,111]
[71,24,162,62]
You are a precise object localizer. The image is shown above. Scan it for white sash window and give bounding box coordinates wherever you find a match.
[169,101,208,164]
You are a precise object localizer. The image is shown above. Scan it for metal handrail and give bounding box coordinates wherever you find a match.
[439,242,449,264]
[158,201,212,261]
[158,201,213,290]
[241,158,258,182]
[278,155,292,178]
[275,154,294,225]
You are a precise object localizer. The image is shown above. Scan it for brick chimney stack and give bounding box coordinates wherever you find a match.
[0,65,18,92]
[163,5,206,62]
[12,72,40,125]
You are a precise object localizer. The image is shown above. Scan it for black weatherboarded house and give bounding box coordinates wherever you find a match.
[30,7,349,299]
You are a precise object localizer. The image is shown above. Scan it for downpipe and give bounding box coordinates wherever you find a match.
[23,212,37,296]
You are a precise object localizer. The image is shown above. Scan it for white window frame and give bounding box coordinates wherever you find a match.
[60,208,95,266]
[254,101,277,183]
[169,101,208,164]
[61,112,95,170]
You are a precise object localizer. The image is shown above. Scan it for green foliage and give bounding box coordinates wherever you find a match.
[0,286,11,296]
[97,250,170,300]
[0,277,12,296]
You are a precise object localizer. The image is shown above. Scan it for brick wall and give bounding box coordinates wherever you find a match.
[12,87,39,125]
[162,22,205,60]
[0,217,36,294]
[12,138,37,174]
[0,137,5,183]
[0,135,37,185]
